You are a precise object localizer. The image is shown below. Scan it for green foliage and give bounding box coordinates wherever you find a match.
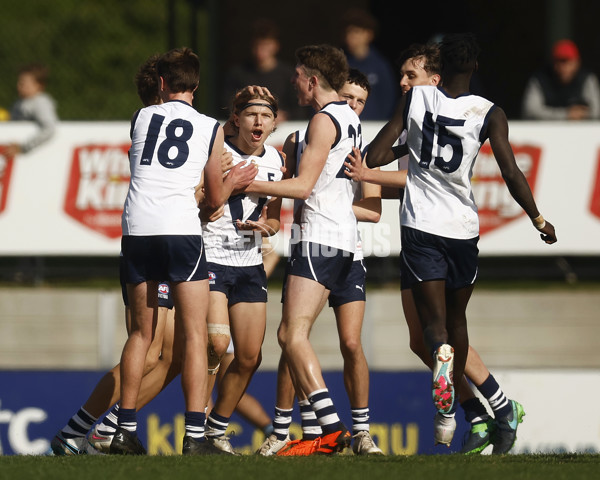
[0,0,210,120]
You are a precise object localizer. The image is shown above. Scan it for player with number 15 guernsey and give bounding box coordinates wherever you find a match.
[115,48,256,456]
[367,34,556,453]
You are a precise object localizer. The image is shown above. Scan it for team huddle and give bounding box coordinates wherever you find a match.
[50,33,557,457]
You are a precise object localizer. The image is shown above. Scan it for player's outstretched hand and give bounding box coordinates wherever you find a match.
[235,206,275,236]
[228,160,258,191]
[344,147,365,181]
[539,220,557,244]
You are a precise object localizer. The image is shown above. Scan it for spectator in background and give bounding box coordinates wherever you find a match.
[5,63,58,156]
[222,18,306,123]
[522,39,600,120]
[341,8,398,121]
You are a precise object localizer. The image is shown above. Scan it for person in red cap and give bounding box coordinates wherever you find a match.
[522,39,600,120]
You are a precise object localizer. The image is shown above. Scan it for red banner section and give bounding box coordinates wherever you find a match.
[473,143,541,236]
[590,151,600,220]
[0,146,15,215]
[63,144,131,239]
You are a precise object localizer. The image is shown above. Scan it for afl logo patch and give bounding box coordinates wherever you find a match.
[158,283,169,295]
[208,271,216,284]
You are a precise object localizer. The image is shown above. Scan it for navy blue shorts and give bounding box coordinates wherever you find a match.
[119,256,173,308]
[328,259,367,307]
[121,235,208,284]
[207,262,267,306]
[284,241,354,292]
[400,226,479,290]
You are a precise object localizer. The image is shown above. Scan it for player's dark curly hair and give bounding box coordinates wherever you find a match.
[295,44,349,92]
[347,68,371,95]
[439,33,480,74]
[396,43,441,76]
[135,54,160,107]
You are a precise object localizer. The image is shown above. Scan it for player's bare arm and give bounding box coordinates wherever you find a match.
[202,126,227,209]
[366,95,409,168]
[345,147,407,188]
[352,181,382,224]
[487,107,557,244]
[245,113,335,199]
[345,148,382,223]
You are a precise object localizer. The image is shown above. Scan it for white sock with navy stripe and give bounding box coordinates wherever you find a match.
[206,411,229,438]
[97,404,119,436]
[60,407,97,439]
[351,406,370,435]
[299,399,322,439]
[272,407,293,441]
[308,389,344,435]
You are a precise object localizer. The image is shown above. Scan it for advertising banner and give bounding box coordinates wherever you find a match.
[0,121,599,255]
[0,370,598,456]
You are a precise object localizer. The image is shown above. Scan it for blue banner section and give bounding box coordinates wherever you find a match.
[0,370,470,455]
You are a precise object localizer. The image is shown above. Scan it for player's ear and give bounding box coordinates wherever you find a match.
[431,74,441,86]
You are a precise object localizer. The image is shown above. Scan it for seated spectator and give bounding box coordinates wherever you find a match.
[6,63,58,156]
[522,39,600,120]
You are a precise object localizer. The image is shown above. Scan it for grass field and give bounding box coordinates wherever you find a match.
[1,454,599,480]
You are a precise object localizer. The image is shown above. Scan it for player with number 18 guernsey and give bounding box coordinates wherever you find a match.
[122,99,219,238]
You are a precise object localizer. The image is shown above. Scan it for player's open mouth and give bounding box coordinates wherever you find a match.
[252,129,263,140]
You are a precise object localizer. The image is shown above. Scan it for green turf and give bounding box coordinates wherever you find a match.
[1,454,598,480]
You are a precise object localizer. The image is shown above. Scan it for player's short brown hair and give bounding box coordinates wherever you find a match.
[295,44,349,92]
[156,47,200,94]
[396,43,441,76]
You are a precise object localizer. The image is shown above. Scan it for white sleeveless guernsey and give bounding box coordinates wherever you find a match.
[122,100,219,236]
[299,101,362,253]
[401,86,495,239]
[202,140,284,266]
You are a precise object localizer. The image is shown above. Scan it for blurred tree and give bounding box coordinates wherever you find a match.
[0,0,209,120]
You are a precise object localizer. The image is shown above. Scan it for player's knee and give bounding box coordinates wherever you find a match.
[207,342,227,369]
[207,323,231,365]
[276,324,288,349]
[236,349,263,372]
[339,337,362,358]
